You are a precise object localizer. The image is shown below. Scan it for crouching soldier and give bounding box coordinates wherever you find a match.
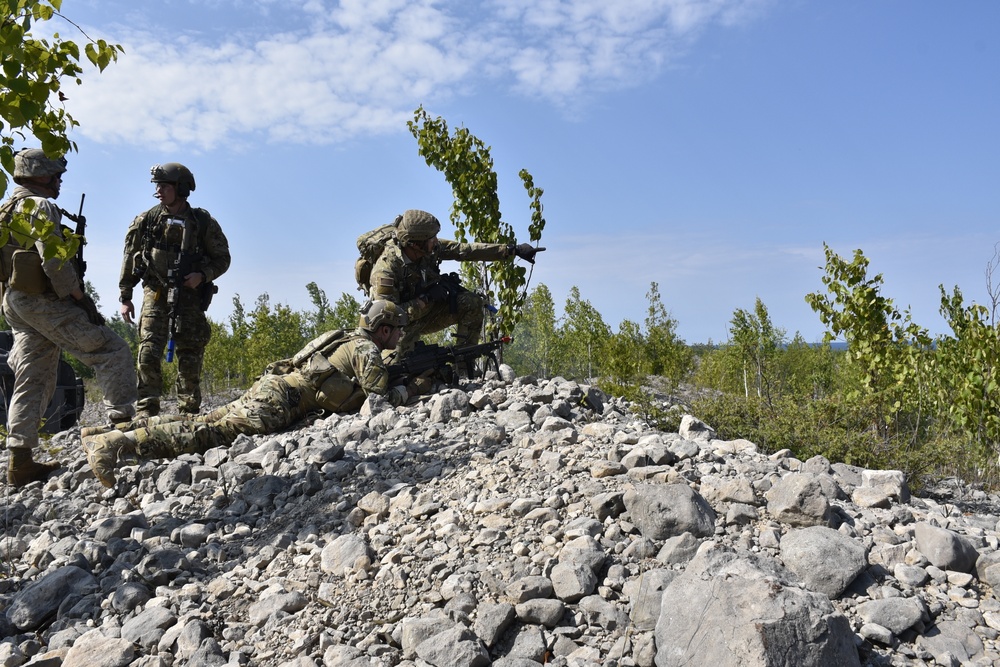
[82,300,433,488]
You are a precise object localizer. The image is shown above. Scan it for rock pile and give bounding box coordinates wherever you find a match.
[2,368,1000,666]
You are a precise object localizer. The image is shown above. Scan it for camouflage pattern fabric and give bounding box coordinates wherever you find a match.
[129,373,302,457]
[119,204,230,414]
[119,204,230,301]
[108,327,407,461]
[367,238,506,353]
[3,284,136,451]
[136,285,211,414]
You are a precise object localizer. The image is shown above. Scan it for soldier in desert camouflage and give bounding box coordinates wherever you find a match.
[82,300,433,488]
[1,149,137,487]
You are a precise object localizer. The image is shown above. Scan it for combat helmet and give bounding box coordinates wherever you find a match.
[150,162,196,198]
[395,209,441,245]
[13,149,67,181]
[359,299,408,331]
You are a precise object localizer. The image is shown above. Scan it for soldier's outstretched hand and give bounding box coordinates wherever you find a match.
[513,243,543,264]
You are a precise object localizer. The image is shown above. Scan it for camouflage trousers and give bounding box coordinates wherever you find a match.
[3,289,136,450]
[119,374,304,459]
[397,290,486,355]
[137,284,212,415]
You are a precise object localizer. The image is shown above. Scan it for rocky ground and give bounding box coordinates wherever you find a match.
[2,368,1000,666]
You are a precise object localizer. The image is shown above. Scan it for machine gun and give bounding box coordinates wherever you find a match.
[388,336,511,384]
[164,218,193,363]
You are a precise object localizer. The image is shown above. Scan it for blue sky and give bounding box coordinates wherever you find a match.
[35,0,1000,344]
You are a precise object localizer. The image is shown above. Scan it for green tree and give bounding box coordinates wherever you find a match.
[935,285,1000,466]
[600,318,645,395]
[329,292,362,332]
[506,283,557,378]
[805,244,935,468]
[557,286,610,380]
[643,282,693,386]
[407,106,546,338]
[0,1,123,259]
[729,297,784,400]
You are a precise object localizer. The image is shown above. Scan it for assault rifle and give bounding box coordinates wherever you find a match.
[420,272,464,313]
[60,193,87,276]
[388,336,511,384]
[164,218,192,363]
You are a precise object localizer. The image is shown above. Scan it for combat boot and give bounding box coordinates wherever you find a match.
[82,431,137,488]
[6,448,60,487]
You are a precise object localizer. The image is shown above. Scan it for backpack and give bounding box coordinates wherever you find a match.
[354,215,402,292]
[262,328,350,377]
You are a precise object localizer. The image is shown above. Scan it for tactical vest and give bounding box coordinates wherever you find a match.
[136,207,213,288]
[264,329,370,413]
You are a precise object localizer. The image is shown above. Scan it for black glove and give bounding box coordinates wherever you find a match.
[422,281,451,303]
[510,243,542,263]
[74,294,105,326]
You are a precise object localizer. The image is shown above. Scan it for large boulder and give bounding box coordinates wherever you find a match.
[654,547,860,667]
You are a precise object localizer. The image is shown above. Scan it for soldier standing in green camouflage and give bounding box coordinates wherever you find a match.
[82,300,433,488]
[119,163,231,418]
[1,149,137,486]
[368,209,537,356]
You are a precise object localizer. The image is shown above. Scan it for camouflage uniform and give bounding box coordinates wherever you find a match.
[1,186,137,453]
[85,327,408,471]
[119,203,230,415]
[369,237,508,354]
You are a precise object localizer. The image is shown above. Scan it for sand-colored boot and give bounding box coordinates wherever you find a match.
[82,431,137,488]
[7,447,60,487]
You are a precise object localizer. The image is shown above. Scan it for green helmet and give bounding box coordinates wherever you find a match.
[13,149,67,180]
[395,209,441,245]
[150,162,196,197]
[359,299,408,331]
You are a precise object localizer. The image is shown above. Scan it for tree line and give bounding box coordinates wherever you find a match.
[65,242,1000,489]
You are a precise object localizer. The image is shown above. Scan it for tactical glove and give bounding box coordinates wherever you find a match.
[74,294,105,326]
[406,370,437,396]
[422,282,451,304]
[510,243,541,263]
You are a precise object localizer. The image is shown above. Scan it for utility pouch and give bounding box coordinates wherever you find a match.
[9,249,48,294]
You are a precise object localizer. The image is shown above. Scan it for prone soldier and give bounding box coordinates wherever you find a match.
[82,300,434,488]
[119,163,231,417]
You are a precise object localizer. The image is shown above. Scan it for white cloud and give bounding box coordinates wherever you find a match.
[69,0,766,151]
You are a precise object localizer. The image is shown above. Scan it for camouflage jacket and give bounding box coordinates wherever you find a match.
[368,238,508,321]
[1,185,81,298]
[119,203,230,303]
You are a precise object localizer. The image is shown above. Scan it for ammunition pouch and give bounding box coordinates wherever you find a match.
[315,372,363,413]
[9,249,49,294]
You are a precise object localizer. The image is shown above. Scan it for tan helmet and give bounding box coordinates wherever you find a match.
[13,148,67,181]
[395,209,441,245]
[359,299,408,331]
[150,162,196,197]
